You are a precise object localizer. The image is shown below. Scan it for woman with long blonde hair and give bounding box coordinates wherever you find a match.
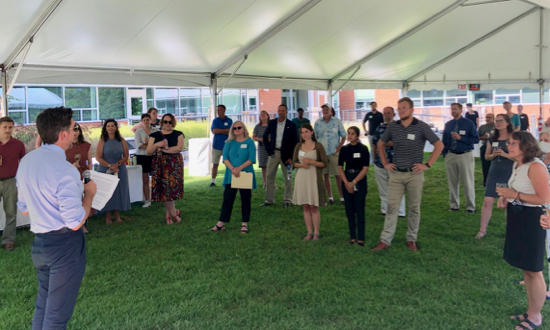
[211,121,257,233]
[253,110,270,187]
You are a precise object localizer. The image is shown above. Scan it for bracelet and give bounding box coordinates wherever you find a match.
[424,163,431,168]
[516,192,520,201]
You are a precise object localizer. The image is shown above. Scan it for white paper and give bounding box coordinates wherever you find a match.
[89,171,120,210]
[231,172,253,189]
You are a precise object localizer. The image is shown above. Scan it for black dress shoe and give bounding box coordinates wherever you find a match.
[466,210,475,214]
[450,208,459,211]
[260,202,273,207]
[284,202,292,208]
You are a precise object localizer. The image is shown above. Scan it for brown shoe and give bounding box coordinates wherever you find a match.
[371,241,389,251]
[3,243,14,251]
[407,241,418,251]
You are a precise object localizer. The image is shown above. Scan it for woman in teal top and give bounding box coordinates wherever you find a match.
[210,121,257,234]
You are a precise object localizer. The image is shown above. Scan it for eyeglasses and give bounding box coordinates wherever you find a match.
[506,141,519,147]
[233,126,243,130]
[162,120,172,124]
[495,120,506,123]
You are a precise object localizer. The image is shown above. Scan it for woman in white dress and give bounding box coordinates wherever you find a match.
[292,123,327,241]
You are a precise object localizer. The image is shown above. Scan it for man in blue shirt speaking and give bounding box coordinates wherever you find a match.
[210,104,232,187]
[442,102,479,213]
[17,107,97,329]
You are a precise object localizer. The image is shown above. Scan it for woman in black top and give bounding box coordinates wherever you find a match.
[147,113,185,225]
[338,126,370,245]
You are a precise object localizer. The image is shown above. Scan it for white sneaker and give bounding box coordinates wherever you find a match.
[142,201,151,208]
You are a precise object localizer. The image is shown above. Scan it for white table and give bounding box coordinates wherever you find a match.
[127,165,144,203]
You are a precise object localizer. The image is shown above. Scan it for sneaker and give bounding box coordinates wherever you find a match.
[328,199,335,205]
[209,182,216,188]
[142,201,151,208]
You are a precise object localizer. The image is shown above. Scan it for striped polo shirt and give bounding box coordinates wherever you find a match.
[380,117,439,168]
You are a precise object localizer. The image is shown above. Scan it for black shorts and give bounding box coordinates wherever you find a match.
[136,155,153,173]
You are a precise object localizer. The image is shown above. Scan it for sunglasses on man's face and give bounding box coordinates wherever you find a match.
[233,126,243,131]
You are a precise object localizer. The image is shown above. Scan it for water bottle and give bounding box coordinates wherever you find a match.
[286,164,292,181]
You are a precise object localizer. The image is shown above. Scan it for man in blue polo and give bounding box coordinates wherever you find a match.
[442,102,479,213]
[210,104,232,187]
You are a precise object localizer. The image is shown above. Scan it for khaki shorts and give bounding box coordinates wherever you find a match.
[323,153,339,175]
[212,148,223,164]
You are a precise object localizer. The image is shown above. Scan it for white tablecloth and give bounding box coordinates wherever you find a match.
[0,203,30,228]
[127,165,144,203]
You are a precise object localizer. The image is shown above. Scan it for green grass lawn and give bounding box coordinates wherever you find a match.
[0,154,541,329]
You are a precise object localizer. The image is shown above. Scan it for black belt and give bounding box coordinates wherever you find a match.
[0,176,15,181]
[43,227,71,235]
[395,167,414,172]
[450,150,472,155]
[275,148,281,151]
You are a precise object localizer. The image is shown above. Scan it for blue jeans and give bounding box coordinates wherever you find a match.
[31,229,86,330]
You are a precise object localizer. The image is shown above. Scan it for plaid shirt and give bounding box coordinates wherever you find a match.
[372,122,394,168]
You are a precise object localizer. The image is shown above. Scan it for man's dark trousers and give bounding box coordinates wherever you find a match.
[31,229,86,330]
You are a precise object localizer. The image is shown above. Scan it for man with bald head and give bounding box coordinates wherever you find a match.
[372,107,406,218]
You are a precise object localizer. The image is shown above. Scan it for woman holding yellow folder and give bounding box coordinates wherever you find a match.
[210,121,257,233]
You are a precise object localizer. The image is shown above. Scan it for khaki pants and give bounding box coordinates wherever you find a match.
[380,171,424,245]
[374,166,406,217]
[0,178,17,244]
[265,150,293,204]
[444,152,475,211]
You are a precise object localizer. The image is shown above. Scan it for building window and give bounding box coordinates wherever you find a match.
[155,88,178,115]
[66,87,98,121]
[355,89,375,109]
[472,90,493,105]
[28,87,63,123]
[98,88,124,120]
[522,88,549,104]
[7,86,27,123]
[179,88,201,115]
[422,90,444,107]
[221,89,242,114]
[495,88,521,104]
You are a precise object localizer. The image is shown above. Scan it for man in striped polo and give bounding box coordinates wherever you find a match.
[372,97,443,252]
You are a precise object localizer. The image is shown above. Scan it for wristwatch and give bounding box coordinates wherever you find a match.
[424,163,431,168]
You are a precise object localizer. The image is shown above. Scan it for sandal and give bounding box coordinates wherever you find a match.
[241,225,249,234]
[312,234,320,241]
[511,313,529,321]
[475,231,486,239]
[350,239,356,244]
[302,233,313,241]
[357,241,365,246]
[166,216,173,225]
[210,224,225,231]
[174,210,182,223]
[516,319,542,330]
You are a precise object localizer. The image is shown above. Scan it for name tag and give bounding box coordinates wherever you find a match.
[407,134,415,140]
[459,130,466,135]
[353,153,361,158]
[241,144,247,149]
[299,151,305,157]
[492,142,499,148]
[224,122,228,126]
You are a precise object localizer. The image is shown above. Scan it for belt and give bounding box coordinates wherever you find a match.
[395,167,414,172]
[0,176,15,181]
[450,150,472,155]
[44,227,71,235]
[346,169,360,173]
[275,148,281,151]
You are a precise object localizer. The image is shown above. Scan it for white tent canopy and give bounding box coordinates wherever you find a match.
[1,0,550,104]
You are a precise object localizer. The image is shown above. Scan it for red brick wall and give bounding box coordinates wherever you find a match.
[375,89,401,109]
[259,89,282,115]
[338,90,355,110]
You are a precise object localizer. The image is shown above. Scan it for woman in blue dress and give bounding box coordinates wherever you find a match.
[95,119,131,224]
[210,121,256,233]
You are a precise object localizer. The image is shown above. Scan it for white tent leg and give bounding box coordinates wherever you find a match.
[1,69,8,117]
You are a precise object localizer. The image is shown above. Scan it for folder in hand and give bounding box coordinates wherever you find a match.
[231,172,253,189]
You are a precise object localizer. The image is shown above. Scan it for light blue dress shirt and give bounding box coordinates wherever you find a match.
[314,117,347,155]
[222,138,257,189]
[17,144,85,233]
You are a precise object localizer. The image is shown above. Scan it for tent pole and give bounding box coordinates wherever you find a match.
[331,0,468,82]
[539,7,545,118]
[1,67,8,117]
[405,7,538,83]
[327,81,333,112]
[209,74,218,138]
